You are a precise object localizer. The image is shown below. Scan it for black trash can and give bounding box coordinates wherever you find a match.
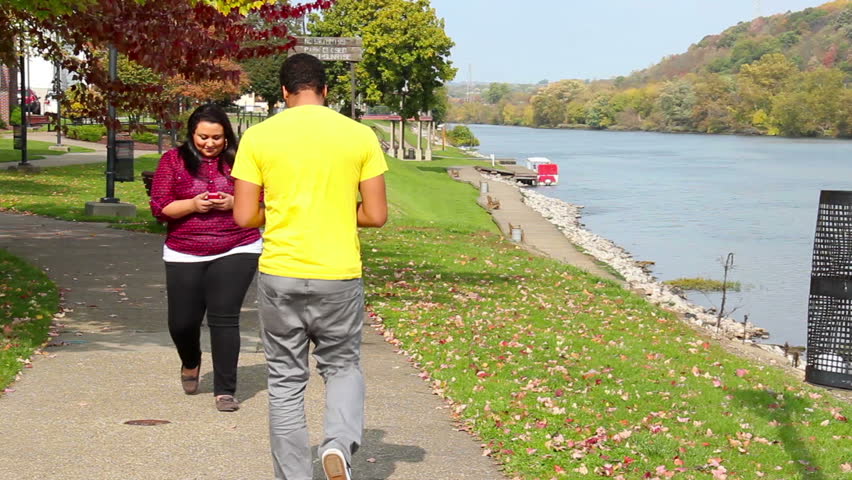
[12,125,23,150]
[115,139,134,182]
[806,190,852,389]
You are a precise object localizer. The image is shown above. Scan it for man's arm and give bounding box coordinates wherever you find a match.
[357,175,387,228]
[233,179,265,228]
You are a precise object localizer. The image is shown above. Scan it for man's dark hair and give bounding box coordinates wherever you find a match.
[280,53,326,95]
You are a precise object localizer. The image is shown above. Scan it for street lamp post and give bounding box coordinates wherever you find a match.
[54,59,61,146]
[18,35,29,167]
[101,45,118,203]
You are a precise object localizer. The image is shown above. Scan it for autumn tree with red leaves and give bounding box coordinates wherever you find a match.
[1,0,334,123]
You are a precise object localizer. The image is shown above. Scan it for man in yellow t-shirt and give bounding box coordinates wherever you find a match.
[232,53,387,480]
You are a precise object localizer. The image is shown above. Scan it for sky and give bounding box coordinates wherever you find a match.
[25,0,828,90]
[429,0,829,84]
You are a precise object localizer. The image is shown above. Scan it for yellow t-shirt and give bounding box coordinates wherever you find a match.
[232,105,388,280]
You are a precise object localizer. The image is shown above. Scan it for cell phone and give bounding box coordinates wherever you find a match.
[207,192,222,200]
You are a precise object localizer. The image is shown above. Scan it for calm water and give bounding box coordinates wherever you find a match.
[467,124,852,346]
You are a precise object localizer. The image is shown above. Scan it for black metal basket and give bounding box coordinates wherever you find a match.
[806,190,852,389]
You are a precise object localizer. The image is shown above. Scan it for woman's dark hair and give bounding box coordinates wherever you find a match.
[177,104,238,177]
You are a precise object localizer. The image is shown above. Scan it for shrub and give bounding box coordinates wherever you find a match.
[9,106,22,126]
[131,131,158,144]
[66,125,106,142]
[0,115,6,129]
[664,277,741,292]
[446,125,480,147]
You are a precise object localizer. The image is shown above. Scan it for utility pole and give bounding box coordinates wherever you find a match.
[466,64,472,103]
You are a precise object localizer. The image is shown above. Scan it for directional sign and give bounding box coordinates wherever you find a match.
[294,36,362,47]
[292,37,363,62]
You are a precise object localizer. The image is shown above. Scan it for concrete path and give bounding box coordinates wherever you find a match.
[2,131,157,168]
[454,165,619,282]
[0,213,505,480]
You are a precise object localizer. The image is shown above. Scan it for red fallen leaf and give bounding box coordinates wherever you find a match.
[554,465,565,474]
[624,456,635,465]
[768,403,780,409]
[555,389,564,397]
[736,369,748,377]
[564,418,575,424]
[674,456,685,466]
[835,414,848,422]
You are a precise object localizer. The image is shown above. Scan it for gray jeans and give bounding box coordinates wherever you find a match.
[258,274,365,480]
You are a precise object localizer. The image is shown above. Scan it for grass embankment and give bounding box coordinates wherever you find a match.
[0,138,95,163]
[0,250,59,390]
[0,150,849,479]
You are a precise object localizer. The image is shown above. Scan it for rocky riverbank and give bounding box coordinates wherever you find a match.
[478,171,775,345]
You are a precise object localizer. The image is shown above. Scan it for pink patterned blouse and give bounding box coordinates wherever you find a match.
[149,148,261,257]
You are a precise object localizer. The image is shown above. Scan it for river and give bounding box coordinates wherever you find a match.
[467,124,852,346]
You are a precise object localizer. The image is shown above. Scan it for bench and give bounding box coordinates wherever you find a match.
[486,195,500,210]
[142,171,155,196]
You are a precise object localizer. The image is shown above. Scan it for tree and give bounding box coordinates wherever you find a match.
[483,83,511,104]
[446,125,479,147]
[737,53,798,111]
[584,92,615,129]
[308,0,456,119]
[530,79,585,126]
[691,73,737,133]
[657,79,697,129]
[241,53,288,114]
[772,67,845,136]
[2,0,334,122]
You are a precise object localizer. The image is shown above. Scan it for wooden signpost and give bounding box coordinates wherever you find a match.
[293,37,363,118]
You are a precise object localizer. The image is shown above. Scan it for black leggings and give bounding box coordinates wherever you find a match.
[165,253,259,396]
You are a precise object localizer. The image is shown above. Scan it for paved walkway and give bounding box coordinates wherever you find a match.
[0,213,505,480]
[2,131,157,168]
[454,165,619,282]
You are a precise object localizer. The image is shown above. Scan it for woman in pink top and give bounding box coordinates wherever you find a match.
[149,104,261,412]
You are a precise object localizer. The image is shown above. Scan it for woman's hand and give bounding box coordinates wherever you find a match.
[193,192,215,213]
[209,192,234,211]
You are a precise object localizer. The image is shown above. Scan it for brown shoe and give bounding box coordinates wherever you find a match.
[215,395,240,412]
[180,359,201,395]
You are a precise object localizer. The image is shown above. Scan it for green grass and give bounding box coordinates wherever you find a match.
[0,153,164,231]
[0,249,59,390]
[383,156,496,232]
[362,224,852,479]
[665,277,742,292]
[0,146,850,479]
[0,138,95,163]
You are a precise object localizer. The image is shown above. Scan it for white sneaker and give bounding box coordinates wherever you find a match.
[321,448,352,480]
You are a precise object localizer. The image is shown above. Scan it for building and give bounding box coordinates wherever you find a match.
[1,65,16,126]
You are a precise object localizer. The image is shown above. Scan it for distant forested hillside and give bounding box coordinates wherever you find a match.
[448,0,852,138]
